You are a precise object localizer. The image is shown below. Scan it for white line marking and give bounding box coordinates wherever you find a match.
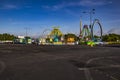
[83,56,120,80]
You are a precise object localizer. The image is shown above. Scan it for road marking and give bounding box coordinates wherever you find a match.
[78,68,86,70]
[84,68,93,80]
[83,56,120,80]
[110,76,119,80]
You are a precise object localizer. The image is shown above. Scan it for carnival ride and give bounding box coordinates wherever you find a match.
[79,19,103,46]
[39,29,51,44]
[39,19,103,46]
[40,27,63,45]
[91,19,103,41]
[80,25,91,41]
[48,27,63,42]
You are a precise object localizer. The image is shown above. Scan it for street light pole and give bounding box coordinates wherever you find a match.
[83,9,95,39]
[83,9,95,28]
[89,9,95,29]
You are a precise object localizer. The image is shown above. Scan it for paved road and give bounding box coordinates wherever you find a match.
[0,44,120,80]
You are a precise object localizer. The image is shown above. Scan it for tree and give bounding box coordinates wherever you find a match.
[64,33,78,43]
[102,33,120,42]
[0,33,16,41]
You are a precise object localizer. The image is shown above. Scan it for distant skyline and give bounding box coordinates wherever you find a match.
[0,0,120,37]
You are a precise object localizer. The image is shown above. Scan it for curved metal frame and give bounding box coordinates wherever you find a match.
[81,25,90,38]
[91,19,103,41]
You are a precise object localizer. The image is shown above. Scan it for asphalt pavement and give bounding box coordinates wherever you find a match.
[0,44,120,80]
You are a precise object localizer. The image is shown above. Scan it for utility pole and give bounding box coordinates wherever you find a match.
[90,9,95,29]
[24,27,29,37]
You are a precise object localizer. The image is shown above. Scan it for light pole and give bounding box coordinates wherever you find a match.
[83,9,95,39]
[83,9,95,29]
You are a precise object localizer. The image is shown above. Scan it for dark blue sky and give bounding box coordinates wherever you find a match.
[0,0,120,37]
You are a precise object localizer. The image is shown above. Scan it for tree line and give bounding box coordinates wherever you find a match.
[0,33,120,42]
[102,33,120,42]
[64,33,120,42]
[0,33,15,41]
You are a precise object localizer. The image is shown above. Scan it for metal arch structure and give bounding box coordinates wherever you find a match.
[91,19,103,41]
[81,25,91,41]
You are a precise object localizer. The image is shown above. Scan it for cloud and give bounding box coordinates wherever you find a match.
[42,3,66,10]
[79,0,106,6]
[0,3,32,10]
[42,0,112,10]
[0,4,19,9]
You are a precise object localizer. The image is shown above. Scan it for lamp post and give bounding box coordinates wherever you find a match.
[83,9,95,29]
[83,9,95,39]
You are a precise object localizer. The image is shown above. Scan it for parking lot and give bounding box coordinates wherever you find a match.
[0,44,120,80]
